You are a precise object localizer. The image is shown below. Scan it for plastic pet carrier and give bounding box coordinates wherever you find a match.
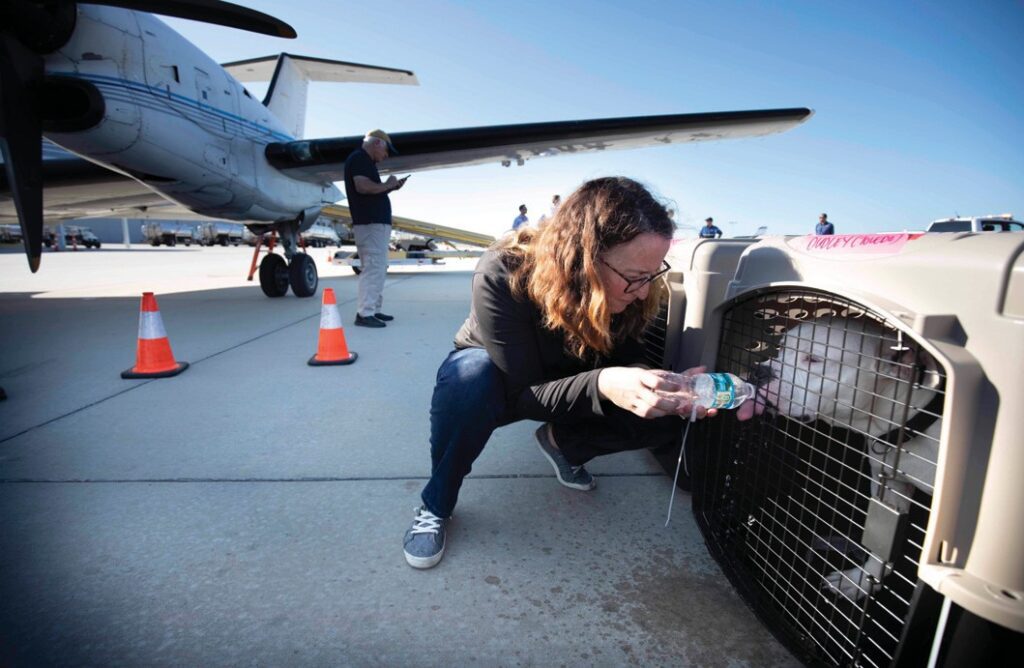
[651,233,1024,666]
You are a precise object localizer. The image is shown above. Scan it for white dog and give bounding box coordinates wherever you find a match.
[743,317,942,600]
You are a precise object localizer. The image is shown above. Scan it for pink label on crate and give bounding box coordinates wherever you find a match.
[792,233,923,255]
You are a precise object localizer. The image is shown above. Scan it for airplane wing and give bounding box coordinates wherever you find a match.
[2,109,810,227]
[265,108,813,182]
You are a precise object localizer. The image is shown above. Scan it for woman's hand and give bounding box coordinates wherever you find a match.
[597,366,717,420]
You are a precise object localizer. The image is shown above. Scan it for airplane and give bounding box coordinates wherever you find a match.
[0,0,813,299]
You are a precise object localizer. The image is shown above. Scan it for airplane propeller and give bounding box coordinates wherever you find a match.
[0,0,295,273]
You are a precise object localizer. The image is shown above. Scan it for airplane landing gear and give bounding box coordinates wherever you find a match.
[259,253,289,297]
[289,253,318,297]
[257,251,318,298]
[251,216,319,298]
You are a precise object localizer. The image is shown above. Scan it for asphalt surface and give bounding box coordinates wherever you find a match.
[0,245,797,667]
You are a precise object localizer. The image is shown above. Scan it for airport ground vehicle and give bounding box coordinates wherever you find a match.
[196,222,245,246]
[72,226,101,248]
[327,210,492,274]
[299,224,340,248]
[0,223,23,243]
[141,222,195,247]
[927,214,1022,232]
[41,225,101,249]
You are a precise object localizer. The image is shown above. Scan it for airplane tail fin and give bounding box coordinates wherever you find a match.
[222,53,418,139]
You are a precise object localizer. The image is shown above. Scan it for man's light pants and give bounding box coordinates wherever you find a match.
[353,223,391,318]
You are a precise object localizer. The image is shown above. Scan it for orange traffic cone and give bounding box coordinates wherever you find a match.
[308,288,357,366]
[121,292,189,378]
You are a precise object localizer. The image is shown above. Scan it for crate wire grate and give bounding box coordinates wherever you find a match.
[686,289,945,667]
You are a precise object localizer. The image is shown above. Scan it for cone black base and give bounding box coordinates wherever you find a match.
[308,352,358,366]
[121,361,190,379]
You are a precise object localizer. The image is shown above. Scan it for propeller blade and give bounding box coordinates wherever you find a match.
[98,0,297,38]
[0,34,44,273]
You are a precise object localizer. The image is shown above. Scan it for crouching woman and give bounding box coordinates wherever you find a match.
[404,176,713,569]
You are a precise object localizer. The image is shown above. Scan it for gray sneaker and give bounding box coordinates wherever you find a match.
[535,424,596,491]
[404,506,448,569]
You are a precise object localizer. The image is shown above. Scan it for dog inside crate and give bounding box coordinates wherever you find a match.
[690,290,946,667]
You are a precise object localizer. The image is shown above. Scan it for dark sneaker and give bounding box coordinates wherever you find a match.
[404,506,448,569]
[374,312,394,321]
[535,424,596,491]
[355,314,386,328]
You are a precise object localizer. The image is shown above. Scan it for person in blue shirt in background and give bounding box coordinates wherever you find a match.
[512,204,529,231]
[815,213,835,235]
[698,217,722,239]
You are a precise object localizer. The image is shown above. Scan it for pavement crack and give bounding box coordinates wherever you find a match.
[0,472,666,484]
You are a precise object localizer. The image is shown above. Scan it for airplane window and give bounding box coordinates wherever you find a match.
[982,224,995,231]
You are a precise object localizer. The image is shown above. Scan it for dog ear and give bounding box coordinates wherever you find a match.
[880,346,918,383]
[881,345,940,386]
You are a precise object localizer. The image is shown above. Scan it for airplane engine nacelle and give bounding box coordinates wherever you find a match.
[297,206,322,233]
[39,76,105,133]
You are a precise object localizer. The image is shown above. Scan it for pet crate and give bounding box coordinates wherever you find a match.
[655,232,1024,665]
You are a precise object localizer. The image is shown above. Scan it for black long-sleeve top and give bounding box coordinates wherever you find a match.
[453,250,648,421]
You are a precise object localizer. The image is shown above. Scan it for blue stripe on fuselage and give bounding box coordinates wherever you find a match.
[48,71,295,143]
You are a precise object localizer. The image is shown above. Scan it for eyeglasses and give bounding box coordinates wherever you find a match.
[599,258,671,294]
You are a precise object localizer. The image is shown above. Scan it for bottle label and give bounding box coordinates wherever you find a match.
[709,373,735,409]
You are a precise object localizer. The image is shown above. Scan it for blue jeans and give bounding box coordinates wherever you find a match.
[421,348,509,518]
[419,347,680,518]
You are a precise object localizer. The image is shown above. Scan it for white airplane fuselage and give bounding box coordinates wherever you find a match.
[43,5,338,226]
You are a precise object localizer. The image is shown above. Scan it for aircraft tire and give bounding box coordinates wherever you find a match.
[259,253,289,297]
[289,253,318,298]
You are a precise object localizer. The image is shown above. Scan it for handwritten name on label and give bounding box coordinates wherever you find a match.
[795,233,923,255]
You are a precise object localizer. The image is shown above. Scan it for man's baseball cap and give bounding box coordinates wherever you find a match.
[705,217,714,222]
[365,129,398,155]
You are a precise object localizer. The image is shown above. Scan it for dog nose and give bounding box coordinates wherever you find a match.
[751,363,774,384]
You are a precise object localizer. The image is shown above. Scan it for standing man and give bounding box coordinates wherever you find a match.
[698,217,723,239]
[512,204,529,231]
[815,213,835,235]
[539,194,561,223]
[344,129,407,328]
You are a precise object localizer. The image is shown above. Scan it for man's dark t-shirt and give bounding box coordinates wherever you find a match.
[343,148,392,226]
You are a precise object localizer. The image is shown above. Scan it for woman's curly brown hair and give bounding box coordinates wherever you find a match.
[495,177,674,359]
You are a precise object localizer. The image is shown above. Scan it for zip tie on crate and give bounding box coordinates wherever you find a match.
[890,329,911,352]
[665,405,698,527]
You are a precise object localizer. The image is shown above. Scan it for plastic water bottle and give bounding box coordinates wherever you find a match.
[687,372,756,410]
[664,371,756,527]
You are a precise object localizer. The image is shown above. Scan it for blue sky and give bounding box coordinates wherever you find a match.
[167,0,1024,238]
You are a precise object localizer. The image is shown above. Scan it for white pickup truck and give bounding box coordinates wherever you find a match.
[927,214,1022,232]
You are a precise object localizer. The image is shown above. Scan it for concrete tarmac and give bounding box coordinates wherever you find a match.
[0,246,797,667]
